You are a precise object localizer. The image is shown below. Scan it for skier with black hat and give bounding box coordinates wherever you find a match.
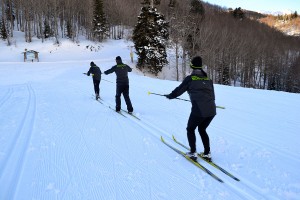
[86,61,102,100]
[165,56,216,162]
[104,56,134,113]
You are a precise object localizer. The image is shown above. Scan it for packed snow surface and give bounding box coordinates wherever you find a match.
[0,33,300,199]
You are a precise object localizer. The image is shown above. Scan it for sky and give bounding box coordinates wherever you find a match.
[0,31,300,199]
[204,0,300,14]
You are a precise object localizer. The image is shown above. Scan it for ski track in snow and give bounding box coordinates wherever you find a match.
[0,87,13,109]
[1,38,300,199]
[0,83,36,199]
[113,106,274,200]
[212,125,300,163]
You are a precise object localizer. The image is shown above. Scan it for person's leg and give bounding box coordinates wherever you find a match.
[198,116,214,154]
[93,80,100,97]
[115,85,123,111]
[93,79,97,95]
[123,85,133,112]
[95,80,100,96]
[186,114,199,153]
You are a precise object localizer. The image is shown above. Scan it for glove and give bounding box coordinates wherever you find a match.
[165,94,172,99]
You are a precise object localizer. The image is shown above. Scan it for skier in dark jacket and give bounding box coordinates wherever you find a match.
[166,56,216,162]
[86,61,102,100]
[104,56,134,113]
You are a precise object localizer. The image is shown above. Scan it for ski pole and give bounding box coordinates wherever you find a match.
[102,79,114,83]
[148,91,225,109]
[148,92,190,102]
[83,73,114,83]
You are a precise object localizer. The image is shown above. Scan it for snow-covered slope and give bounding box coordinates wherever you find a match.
[0,34,300,200]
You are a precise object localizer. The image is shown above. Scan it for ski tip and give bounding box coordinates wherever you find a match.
[147,91,151,95]
[217,106,225,109]
[160,136,165,142]
[172,135,176,141]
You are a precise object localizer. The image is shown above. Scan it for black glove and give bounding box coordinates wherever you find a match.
[165,94,172,99]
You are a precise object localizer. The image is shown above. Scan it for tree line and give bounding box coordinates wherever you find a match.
[1,0,300,93]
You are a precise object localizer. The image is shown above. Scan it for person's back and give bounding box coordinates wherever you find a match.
[165,56,216,161]
[105,57,132,85]
[104,56,133,113]
[86,61,101,100]
[187,69,216,118]
[87,62,101,81]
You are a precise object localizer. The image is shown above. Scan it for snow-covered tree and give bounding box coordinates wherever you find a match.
[132,5,169,75]
[92,0,108,42]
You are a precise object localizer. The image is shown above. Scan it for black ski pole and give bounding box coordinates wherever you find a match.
[148,91,225,109]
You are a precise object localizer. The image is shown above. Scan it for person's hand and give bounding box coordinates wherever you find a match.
[165,94,172,99]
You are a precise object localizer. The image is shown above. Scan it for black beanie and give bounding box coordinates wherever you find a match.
[116,56,122,61]
[90,61,95,66]
[191,56,202,69]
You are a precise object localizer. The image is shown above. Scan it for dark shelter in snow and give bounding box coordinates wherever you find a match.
[22,49,39,62]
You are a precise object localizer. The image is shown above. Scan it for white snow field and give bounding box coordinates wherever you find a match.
[1,33,300,200]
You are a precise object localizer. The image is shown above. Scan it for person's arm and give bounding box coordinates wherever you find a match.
[87,67,92,76]
[166,76,190,99]
[104,66,116,75]
[127,65,132,72]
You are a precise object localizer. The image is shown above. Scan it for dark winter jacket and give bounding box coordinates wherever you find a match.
[168,69,216,117]
[87,63,102,81]
[104,62,132,85]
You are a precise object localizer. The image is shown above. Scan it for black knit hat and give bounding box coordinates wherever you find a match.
[191,56,202,69]
[116,56,122,61]
[90,61,95,66]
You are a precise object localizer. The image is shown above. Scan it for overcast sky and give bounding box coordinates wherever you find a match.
[204,0,300,13]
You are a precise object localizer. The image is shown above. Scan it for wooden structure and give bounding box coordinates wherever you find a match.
[22,49,39,62]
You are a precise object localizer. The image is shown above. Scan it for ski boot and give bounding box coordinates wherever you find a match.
[199,152,212,162]
[185,152,197,161]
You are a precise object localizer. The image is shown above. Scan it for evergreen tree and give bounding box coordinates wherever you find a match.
[190,0,205,15]
[43,21,52,39]
[65,20,73,39]
[233,7,245,19]
[0,18,8,40]
[132,6,169,75]
[92,0,108,42]
[292,11,298,19]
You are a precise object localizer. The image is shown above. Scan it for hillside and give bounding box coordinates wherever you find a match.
[259,15,300,36]
[1,33,300,199]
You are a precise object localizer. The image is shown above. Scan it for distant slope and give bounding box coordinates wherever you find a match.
[259,16,300,36]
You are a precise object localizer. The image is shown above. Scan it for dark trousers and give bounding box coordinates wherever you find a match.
[186,114,214,154]
[115,84,133,112]
[93,79,100,95]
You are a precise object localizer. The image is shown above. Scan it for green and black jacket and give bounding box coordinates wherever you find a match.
[168,69,216,117]
[104,63,132,85]
[87,64,102,81]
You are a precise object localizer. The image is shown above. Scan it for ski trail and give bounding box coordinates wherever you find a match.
[0,87,13,108]
[212,125,300,163]
[94,99,205,199]
[0,83,36,200]
[116,110,275,200]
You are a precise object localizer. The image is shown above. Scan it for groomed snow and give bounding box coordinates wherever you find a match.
[0,32,300,200]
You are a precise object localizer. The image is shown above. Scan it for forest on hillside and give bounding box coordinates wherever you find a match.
[1,0,300,93]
